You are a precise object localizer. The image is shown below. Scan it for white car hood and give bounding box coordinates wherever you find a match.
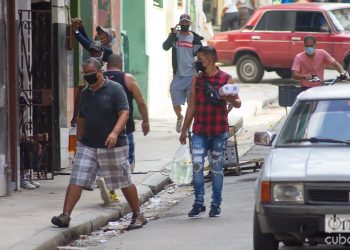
[268,147,350,182]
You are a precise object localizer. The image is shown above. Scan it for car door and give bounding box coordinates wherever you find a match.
[290,11,334,64]
[252,10,295,68]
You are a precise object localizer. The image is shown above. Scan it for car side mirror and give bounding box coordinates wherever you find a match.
[254,131,276,146]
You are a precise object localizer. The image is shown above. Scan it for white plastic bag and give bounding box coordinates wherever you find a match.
[170,145,193,185]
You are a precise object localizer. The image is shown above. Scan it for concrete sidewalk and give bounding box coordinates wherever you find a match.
[0,80,279,250]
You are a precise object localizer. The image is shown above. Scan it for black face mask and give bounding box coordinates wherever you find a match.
[195,61,206,72]
[180,25,190,32]
[84,73,98,85]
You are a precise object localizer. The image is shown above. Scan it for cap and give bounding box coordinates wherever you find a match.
[179,14,191,21]
[96,26,115,42]
[89,41,103,51]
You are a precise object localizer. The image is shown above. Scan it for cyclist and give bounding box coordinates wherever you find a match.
[292,35,346,90]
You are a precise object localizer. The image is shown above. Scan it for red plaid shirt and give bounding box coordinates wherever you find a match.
[192,69,230,136]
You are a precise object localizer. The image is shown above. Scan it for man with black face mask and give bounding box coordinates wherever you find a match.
[52,58,147,230]
[163,14,203,133]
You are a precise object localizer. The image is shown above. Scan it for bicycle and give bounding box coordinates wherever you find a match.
[278,72,348,108]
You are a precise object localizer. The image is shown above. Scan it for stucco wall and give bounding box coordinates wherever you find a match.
[146,0,189,119]
[123,0,148,119]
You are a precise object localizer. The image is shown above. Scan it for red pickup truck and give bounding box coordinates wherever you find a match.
[208,3,350,83]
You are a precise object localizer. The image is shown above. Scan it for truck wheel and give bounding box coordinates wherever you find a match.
[275,69,292,79]
[253,209,279,250]
[236,55,264,83]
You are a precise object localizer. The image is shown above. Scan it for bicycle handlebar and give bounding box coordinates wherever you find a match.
[308,72,347,86]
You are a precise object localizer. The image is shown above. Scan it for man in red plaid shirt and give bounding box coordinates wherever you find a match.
[179,46,241,218]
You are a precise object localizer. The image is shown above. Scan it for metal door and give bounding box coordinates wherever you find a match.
[18,9,55,180]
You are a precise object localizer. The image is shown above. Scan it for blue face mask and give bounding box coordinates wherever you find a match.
[305,46,315,55]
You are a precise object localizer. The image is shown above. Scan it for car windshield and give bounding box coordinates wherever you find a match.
[328,8,350,31]
[277,99,350,146]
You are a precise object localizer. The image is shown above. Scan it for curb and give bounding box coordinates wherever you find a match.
[11,182,161,250]
[10,94,278,250]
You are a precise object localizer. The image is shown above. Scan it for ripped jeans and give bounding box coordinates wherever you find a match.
[191,131,229,207]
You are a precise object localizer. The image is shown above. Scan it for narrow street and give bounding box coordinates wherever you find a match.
[60,69,347,250]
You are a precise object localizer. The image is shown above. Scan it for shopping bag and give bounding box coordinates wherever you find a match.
[170,145,193,185]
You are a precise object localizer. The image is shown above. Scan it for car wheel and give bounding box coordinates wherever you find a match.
[253,209,279,250]
[275,69,292,79]
[236,55,264,83]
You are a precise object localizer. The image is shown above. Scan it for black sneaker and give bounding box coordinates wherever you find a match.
[51,213,71,227]
[209,205,221,217]
[188,203,206,217]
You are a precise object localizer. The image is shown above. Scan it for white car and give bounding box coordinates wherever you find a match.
[253,84,350,250]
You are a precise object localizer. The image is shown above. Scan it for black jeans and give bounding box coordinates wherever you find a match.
[220,12,239,31]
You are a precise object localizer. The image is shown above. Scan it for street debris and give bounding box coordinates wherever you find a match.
[62,183,192,248]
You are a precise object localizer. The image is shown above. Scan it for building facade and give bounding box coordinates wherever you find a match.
[0,0,207,196]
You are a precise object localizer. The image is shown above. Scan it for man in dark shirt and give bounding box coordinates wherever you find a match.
[51,58,147,230]
[104,54,150,173]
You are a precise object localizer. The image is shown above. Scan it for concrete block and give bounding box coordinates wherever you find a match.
[136,184,154,203]
[142,172,171,195]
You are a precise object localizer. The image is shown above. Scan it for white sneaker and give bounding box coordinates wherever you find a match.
[20,180,36,189]
[29,180,40,188]
[96,177,112,204]
[176,116,183,133]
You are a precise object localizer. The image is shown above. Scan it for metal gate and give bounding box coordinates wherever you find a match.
[18,9,55,180]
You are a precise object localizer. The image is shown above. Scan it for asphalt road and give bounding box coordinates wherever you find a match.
[90,173,348,250]
[67,69,347,250]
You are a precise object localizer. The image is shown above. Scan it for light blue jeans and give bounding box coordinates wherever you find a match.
[191,131,229,207]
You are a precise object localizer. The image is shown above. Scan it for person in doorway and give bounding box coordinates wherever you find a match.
[71,17,114,62]
[292,36,346,90]
[179,46,241,217]
[104,54,150,173]
[163,13,203,133]
[220,0,239,31]
[51,58,147,230]
[19,96,41,189]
